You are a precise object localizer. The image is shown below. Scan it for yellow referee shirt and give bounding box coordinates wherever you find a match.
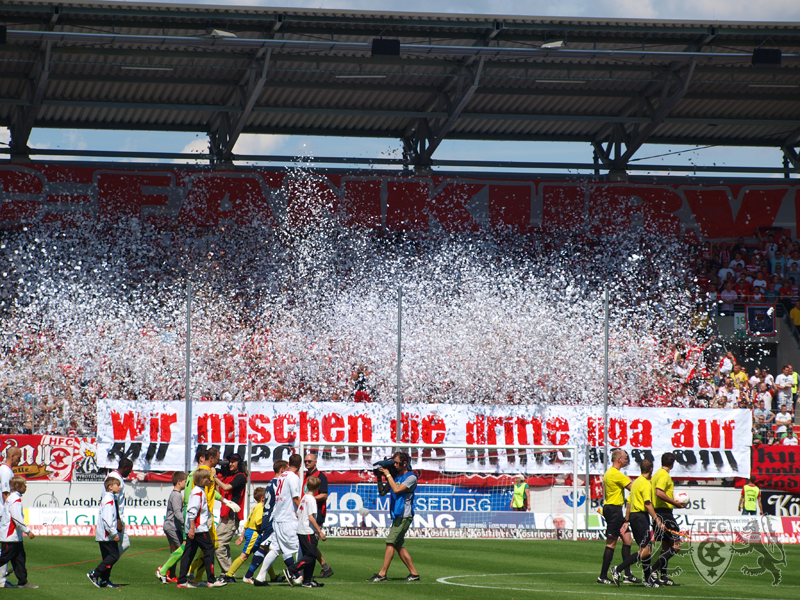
[603,467,631,506]
[652,467,674,510]
[629,475,654,513]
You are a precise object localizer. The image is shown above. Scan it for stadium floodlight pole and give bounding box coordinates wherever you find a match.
[571,448,578,541]
[246,438,252,519]
[185,280,192,474]
[396,285,403,449]
[585,443,590,531]
[603,287,609,472]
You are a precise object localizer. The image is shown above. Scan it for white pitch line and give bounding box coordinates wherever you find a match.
[435,573,798,599]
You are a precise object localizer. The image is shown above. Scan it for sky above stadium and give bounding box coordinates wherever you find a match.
[3,0,799,175]
[171,0,800,21]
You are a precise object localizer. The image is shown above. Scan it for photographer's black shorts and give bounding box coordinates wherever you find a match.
[603,504,625,540]
[629,512,652,549]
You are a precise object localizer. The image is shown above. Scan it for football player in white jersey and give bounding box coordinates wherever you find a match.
[0,447,21,508]
[0,447,22,587]
[105,458,133,554]
[0,476,36,588]
[254,454,302,585]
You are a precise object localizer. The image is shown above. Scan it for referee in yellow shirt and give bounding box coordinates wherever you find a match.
[609,459,665,587]
[598,448,632,585]
[649,452,686,587]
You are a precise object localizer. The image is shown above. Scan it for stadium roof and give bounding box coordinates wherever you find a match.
[1,0,800,173]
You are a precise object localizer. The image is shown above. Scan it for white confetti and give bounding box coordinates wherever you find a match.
[0,169,715,436]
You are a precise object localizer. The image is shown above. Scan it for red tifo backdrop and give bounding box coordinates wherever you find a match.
[1,165,799,238]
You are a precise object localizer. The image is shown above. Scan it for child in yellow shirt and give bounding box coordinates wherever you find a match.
[222,488,265,582]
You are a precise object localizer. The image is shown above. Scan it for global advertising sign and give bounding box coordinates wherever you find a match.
[762,491,800,517]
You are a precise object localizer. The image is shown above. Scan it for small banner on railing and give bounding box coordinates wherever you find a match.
[0,435,104,482]
[752,445,800,494]
[745,304,777,336]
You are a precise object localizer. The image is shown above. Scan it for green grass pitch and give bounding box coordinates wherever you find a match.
[13,536,800,599]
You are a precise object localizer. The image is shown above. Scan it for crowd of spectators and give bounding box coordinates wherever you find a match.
[646,335,799,438]
[692,232,800,314]
[0,200,795,440]
[699,355,797,444]
[668,229,800,440]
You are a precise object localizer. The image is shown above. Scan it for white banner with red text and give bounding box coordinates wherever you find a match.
[96,400,751,477]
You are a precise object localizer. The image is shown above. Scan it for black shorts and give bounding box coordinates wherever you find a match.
[654,508,680,543]
[297,533,320,561]
[629,512,652,549]
[603,504,625,540]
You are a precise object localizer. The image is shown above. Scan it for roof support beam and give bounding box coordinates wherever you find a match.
[404,25,497,170]
[784,147,800,171]
[592,74,673,152]
[593,59,695,174]
[593,123,630,167]
[7,117,795,148]
[3,146,795,175]
[208,113,232,167]
[3,96,799,129]
[11,27,800,63]
[683,29,717,53]
[5,43,797,78]
[781,131,800,175]
[419,55,485,165]
[613,59,695,169]
[221,49,272,162]
[784,129,800,150]
[10,41,51,158]
[214,17,282,165]
[402,118,433,171]
[13,72,799,103]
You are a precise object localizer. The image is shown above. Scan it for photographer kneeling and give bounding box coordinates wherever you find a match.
[367,452,420,582]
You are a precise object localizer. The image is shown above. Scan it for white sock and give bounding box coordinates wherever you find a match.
[256,550,280,582]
